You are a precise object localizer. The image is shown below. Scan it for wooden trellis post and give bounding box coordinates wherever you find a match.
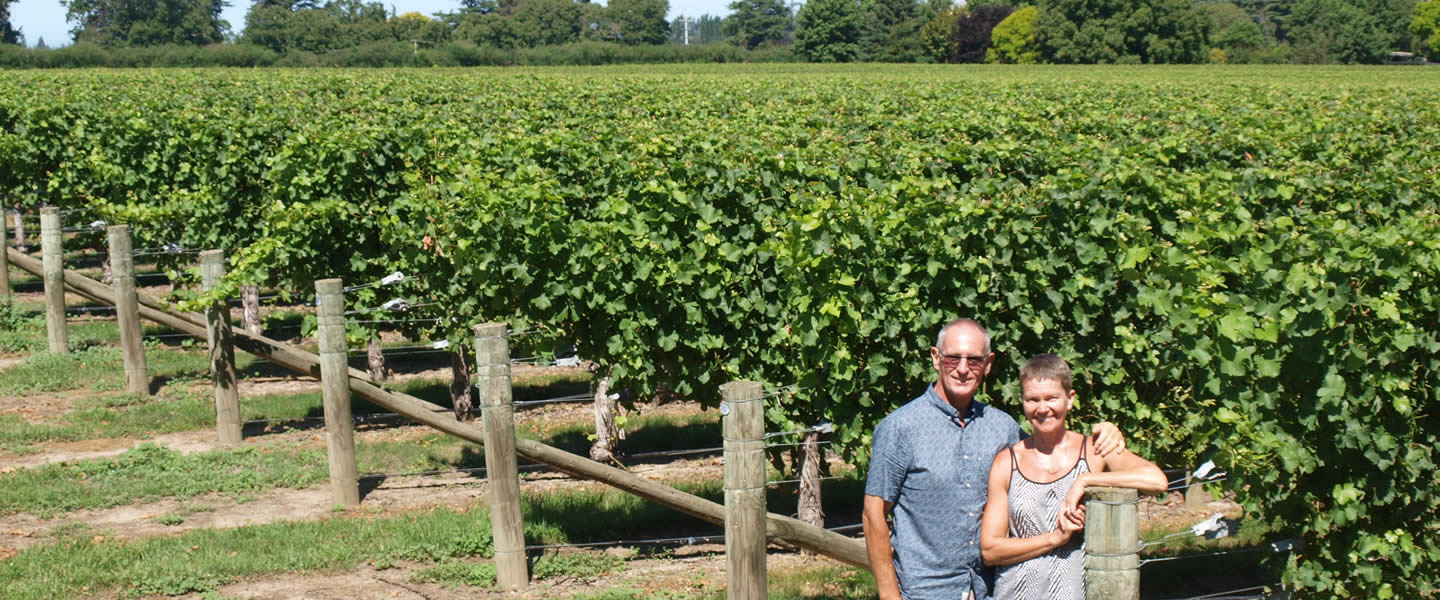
[107,225,148,396]
[199,250,242,446]
[1085,487,1140,600]
[40,207,67,353]
[722,380,766,600]
[473,322,528,590]
[315,278,360,508]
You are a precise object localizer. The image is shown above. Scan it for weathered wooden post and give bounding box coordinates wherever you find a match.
[1085,487,1140,600]
[108,225,148,396]
[722,380,767,600]
[473,322,528,590]
[199,250,242,446]
[40,207,67,354]
[315,278,360,508]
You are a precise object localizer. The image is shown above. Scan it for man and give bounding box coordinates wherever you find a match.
[863,319,1126,600]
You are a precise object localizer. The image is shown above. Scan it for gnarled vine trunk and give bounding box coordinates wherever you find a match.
[797,430,825,539]
[241,284,261,336]
[589,367,621,462]
[366,336,388,381]
[450,350,472,422]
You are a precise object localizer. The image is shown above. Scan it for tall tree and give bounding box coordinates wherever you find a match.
[951,3,1012,62]
[725,0,792,48]
[987,4,1040,62]
[63,0,229,46]
[1,0,21,45]
[1035,0,1208,63]
[794,0,862,60]
[1287,0,1415,62]
[608,0,669,44]
[860,0,925,60]
[1415,0,1440,59]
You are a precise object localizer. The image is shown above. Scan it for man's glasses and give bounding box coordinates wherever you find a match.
[938,354,987,372]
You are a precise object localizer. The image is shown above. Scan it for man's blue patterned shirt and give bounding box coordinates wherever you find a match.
[865,385,1022,600]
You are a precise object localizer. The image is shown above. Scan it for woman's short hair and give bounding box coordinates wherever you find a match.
[1020,354,1072,392]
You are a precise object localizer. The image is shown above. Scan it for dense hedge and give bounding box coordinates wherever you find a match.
[1,67,1437,597]
[0,41,790,69]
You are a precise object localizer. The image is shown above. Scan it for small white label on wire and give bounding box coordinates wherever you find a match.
[555,356,580,367]
[380,271,405,285]
[90,220,107,230]
[1191,513,1225,537]
[815,421,835,434]
[1192,459,1218,480]
[431,340,450,350]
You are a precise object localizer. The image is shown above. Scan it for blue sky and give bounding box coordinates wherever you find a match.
[10,0,736,48]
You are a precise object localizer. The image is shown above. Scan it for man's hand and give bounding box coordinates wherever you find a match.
[1091,422,1127,457]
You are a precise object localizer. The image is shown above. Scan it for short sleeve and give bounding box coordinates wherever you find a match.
[864,416,910,502]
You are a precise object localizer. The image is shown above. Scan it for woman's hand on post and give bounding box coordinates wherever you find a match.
[1055,504,1086,543]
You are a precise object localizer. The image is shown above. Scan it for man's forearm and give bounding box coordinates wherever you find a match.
[863,496,902,600]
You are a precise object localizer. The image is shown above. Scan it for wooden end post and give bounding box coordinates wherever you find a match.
[1084,486,1140,600]
[315,278,360,508]
[473,322,528,590]
[199,250,242,446]
[40,207,67,353]
[722,380,767,600]
[107,225,148,396]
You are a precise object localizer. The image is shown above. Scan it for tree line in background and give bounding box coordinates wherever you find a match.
[0,0,1438,65]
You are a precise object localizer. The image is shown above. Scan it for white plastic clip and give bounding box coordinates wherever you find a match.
[89,219,107,230]
[380,271,405,286]
[431,340,450,350]
[555,356,580,367]
[380,298,408,311]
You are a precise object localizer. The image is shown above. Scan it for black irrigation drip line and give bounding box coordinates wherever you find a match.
[525,533,727,551]
[1140,547,1263,566]
[65,305,117,314]
[523,522,865,552]
[511,393,593,407]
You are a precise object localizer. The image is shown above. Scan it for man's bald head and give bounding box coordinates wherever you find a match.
[936,318,991,355]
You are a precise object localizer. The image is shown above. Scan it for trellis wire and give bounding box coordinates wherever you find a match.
[763,440,832,449]
[344,301,438,316]
[767,475,842,486]
[1154,584,1277,600]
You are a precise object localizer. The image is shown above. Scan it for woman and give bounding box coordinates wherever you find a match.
[979,354,1166,600]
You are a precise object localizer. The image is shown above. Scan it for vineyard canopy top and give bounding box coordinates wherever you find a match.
[1,64,1437,598]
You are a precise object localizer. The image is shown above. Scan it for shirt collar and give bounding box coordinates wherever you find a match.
[925,384,983,424]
